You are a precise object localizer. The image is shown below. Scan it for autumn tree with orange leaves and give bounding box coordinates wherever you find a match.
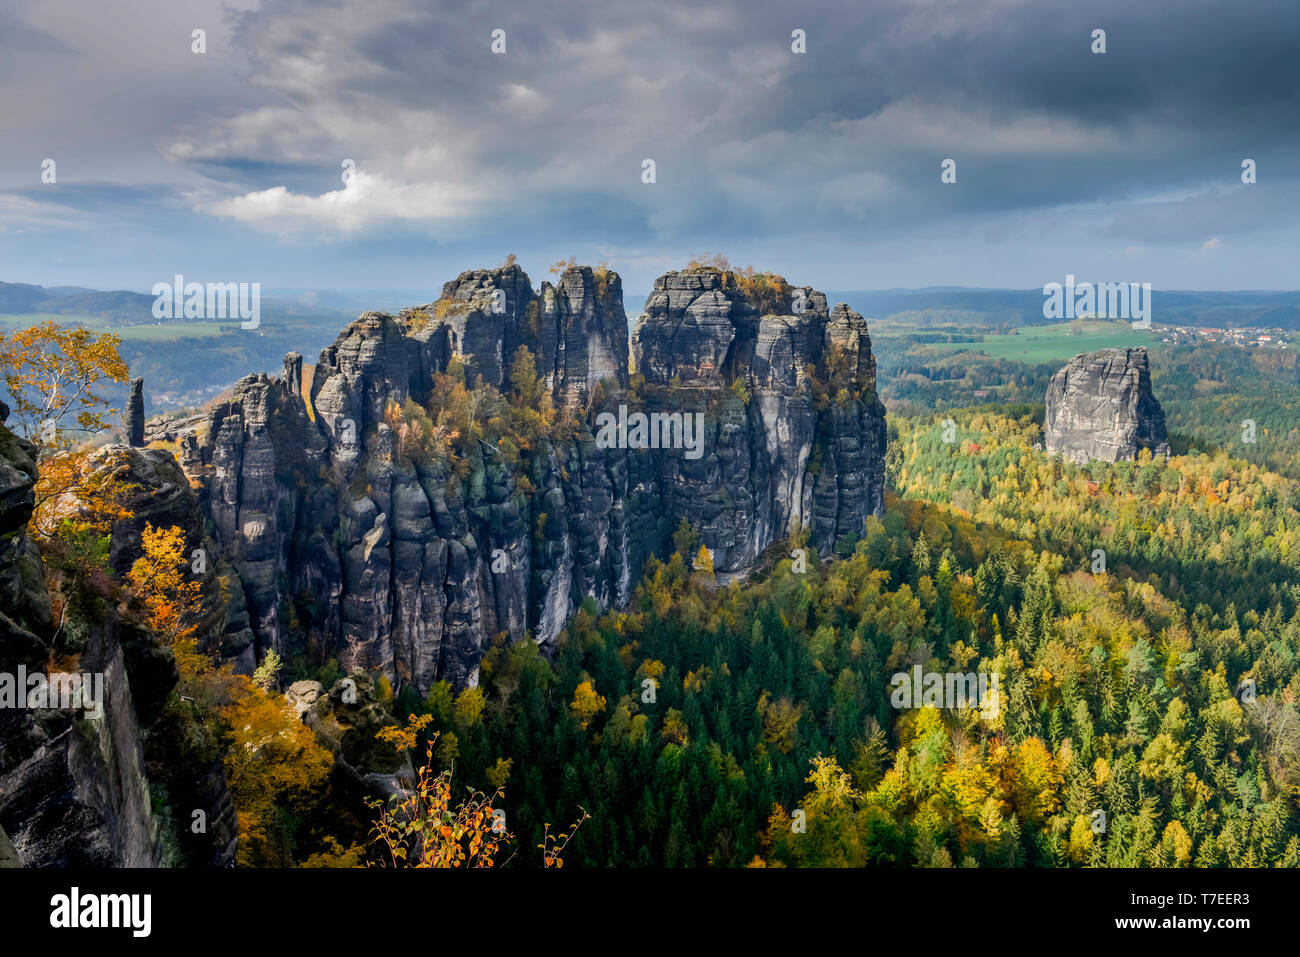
[220,674,335,867]
[0,322,132,546]
[0,321,129,454]
[1,323,137,657]
[124,522,211,680]
[126,523,203,642]
[367,716,512,868]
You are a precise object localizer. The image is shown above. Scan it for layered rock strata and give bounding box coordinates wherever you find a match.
[1045,347,1170,465]
[168,264,888,692]
[0,410,236,867]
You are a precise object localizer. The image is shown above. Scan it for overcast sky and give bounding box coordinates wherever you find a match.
[2,0,1297,296]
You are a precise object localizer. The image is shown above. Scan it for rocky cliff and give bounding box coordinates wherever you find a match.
[168,263,888,693]
[632,270,886,574]
[1044,347,1170,465]
[0,407,236,867]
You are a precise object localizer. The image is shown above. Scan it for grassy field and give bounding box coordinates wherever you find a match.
[113,322,231,340]
[926,320,1159,363]
[0,313,232,340]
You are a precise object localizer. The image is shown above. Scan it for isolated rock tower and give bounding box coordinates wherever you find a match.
[1044,347,1169,464]
[283,352,303,398]
[127,377,145,447]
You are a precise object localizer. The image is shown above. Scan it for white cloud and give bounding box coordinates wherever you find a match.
[208,169,483,235]
[0,193,95,232]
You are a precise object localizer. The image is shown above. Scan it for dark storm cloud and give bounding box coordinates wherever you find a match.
[193,0,1300,234]
[1,0,1297,288]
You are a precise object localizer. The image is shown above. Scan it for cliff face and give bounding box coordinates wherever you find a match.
[0,410,236,867]
[632,271,885,573]
[174,264,887,692]
[1044,347,1170,465]
[0,410,157,869]
[392,263,629,408]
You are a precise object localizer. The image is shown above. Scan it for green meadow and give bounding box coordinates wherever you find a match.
[0,313,232,340]
[926,320,1160,363]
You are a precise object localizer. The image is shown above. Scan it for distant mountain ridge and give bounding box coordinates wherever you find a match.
[0,281,155,321]
[823,287,1300,329]
[0,281,360,324]
[7,280,1300,331]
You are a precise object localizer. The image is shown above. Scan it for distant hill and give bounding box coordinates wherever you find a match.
[0,281,362,326]
[8,280,1300,333]
[822,287,1300,329]
[0,281,155,322]
[628,286,1300,330]
[0,282,359,413]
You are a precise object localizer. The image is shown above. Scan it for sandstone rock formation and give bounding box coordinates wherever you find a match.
[284,351,304,398]
[0,411,236,867]
[632,270,886,572]
[174,263,888,693]
[127,377,145,447]
[0,407,236,867]
[396,263,629,406]
[287,673,412,802]
[1044,347,1170,465]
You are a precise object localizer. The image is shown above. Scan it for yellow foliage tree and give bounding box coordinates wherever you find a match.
[126,522,204,649]
[1161,820,1193,866]
[661,707,689,746]
[0,321,129,457]
[486,757,513,790]
[998,737,1063,827]
[455,685,487,728]
[804,754,860,814]
[570,678,606,730]
[220,676,335,867]
[0,323,133,558]
[758,692,802,754]
[693,544,715,578]
[376,712,434,753]
[1067,814,1096,864]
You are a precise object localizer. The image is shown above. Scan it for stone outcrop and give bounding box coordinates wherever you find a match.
[396,263,629,407]
[0,410,237,867]
[0,406,48,679]
[127,377,145,447]
[537,267,630,406]
[288,674,411,802]
[176,263,888,694]
[284,352,304,398]
[632,271,887,573]
[1045,347,1170,465]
